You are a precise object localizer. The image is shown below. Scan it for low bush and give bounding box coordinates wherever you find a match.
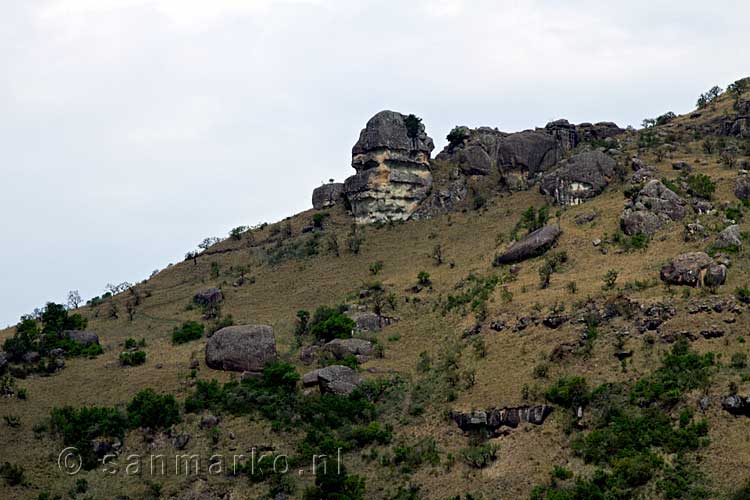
[460,443,497,468]
[50,406,128,470]
[309,306,355,342]
[119,350,146,366]
[127,389,180,430]
[172,321,204,344]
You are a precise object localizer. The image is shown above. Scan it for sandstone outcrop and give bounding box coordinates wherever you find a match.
[451,406,553,435]
[312,182,345,209]
[660,252,727,288]
[540,151,618,205]
[620,180,687,236]
[344,111,434,224]
[205,325,277,374]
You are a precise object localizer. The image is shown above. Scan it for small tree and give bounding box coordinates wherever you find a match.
[229,226,248,241]
[67,290,82,310]
[446,126,470,148]
[198,237,221,251]
[404,114,423,140]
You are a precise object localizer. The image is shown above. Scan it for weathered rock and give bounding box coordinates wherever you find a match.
[451,406,553,434]
[540,151,618,205]
[299,345,320,365]
[544,119,579,151]
[49,348,65,358]
[348,311,381,332]
[205,325,277,374]
[660,252,727,288]
[722,394,750,416]
[322,338,373,360]
[316,365,362,396]
[194,288,223,307]
[700,328,725,339]
[496,130,562,182]
[345,110,434,224]
[574,211,598,225]
[173,433,191,450]
[575,122,624,142]
[302,369,322,387]
[312,182,345,210]
[621,180,687,236]
[542,315,568,329]
[64,330,100,346]
[715,224,742,249]
[494,225,561,264]
[735,176,750,201]
[0,352,7,372]
[22,351,40,364]
[672,161,692,172]
[684,223,708,242]
[199,414,220,429]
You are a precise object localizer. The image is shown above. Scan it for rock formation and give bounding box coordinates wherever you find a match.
[620,180,687,236]
[660,252,727,288]
[451,406,553,435]
[494,225,561,264]
[540,150,618,205]
[312,182,345,209]
[205,325,277,374]
[344,111,434,224]
[64,330,100,346]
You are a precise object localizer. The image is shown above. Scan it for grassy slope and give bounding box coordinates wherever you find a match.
[2,93,750,499]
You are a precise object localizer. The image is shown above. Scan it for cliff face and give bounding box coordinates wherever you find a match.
[344,111,434,224]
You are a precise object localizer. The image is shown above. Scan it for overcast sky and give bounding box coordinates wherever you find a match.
[1,0,748,326]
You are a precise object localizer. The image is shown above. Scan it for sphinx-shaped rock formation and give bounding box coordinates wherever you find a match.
[344,111,434,224]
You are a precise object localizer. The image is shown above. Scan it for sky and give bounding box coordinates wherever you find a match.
[1,0,749,326]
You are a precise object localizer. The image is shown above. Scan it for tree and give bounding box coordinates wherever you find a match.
[446,126,470,148]
[198,237,221,251]
[404,114,423,140]
[185,251,198,265]
[67,290,82,310]
[229,226,248,241]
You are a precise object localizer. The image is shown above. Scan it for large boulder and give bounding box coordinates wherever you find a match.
[540,151,618,205]
[660,252,727,288]
[722,394,750,416]
[312,183,345,209]
[494,225,561,264]
[735,176,750,201]
[544,119,579,152]
[496,130,562,183]
[715,225,742,250]
[621,180,687,236]
[193,288,223,307]
[576,121,624,142]
[345,111,434,224]
[322,338,373,360]
[316,365,362,396]
[205,325,277,374]
[64,330,100,346]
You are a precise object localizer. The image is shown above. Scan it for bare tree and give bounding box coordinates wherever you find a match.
[67,290,82,310]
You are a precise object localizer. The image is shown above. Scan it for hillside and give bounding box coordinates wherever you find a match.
[2,78,750,500]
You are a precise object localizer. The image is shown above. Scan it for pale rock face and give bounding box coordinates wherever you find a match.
[345,111,434,224]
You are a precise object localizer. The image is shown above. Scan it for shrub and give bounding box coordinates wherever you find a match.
[119,350,146,366]
[736,287,750,304]
[303,466,365,500]
[229,226,248,240]
[686,174,716,200]
[0,462,25,486]
[446,126,470,148]
[403,114,423,139]
[545,376,590,409]
[124,338,137,349]
[369,261,384,275]
[309,306,355,342]
[172,321,204,344]
[417,271,431,286]
[731,352,748,369]
[602,269,619,290]
[393,437,440,473]
[50,406,128,470]
[512,206,549,238]
[312,213,327,228]
[127,389,180,430]
[460,443,497,468]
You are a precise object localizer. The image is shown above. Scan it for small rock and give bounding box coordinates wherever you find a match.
[200,415,220,429]
[173,434,191,450]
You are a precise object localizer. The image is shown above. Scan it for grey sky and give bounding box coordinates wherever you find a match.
[1,0,748,326]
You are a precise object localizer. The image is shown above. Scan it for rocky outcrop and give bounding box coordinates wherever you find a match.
[544,119,579,151]
[451,406,553,435]
[621,180,687,236]
[660,252,727,288]
[735,176,750,201]
[540,151,618,205]
[496,130,562,184]
[715,225,742,249]
[722,394,750,416]
[322,338,373,360]
[576,121,624,142]
[721,116,750,138]
[64,330,100,346]
[312,183,345,209]
[205,325,277,374]
[193,288,223,307]
[494,225,561,264]
[344,111,434,224]
[315,365,362,396]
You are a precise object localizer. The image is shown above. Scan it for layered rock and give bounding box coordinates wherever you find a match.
[312,183,345,209]
[540,151,618,205]
[451,406,553,435]
[620,180,687,236]
[660,252,727,288]
[494,225,561,264]
[344,111,434,224]
[205,325,277,374]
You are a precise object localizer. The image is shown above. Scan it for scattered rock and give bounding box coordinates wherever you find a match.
[299,345,320,365]
[302,369,322,387]
[489,320,506,332]
[200,415,220,429]
[540,151,618,205]
[542,315,568,329]
[22,351,40,364]
[699,396,711,412]
[700,328,725,339]
[494,225,561,264]
[722,394,750,416]
[574,211,598,225]
[0,352,7,372]
[684,223,708,242]
[659,252,727,288]
[205,325,277,374]
[734,176,750,201]
[49,348,65,358]
[189,359,200,370]
[316,365,362,396]
[345,110,434,224]
[672,161,692,172]
[173,434,191,450]
[312,182,345,209]
[614,350,633,361]
[193,288,223,307]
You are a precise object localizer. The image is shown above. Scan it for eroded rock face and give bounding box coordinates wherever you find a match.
[496,130,562,184]
[344,111,434,224]
[660,252,727,288]
[621,180,687,236]
[312,183,345,209]
[494,225,561,264]
[451,406,553,435]
[540,151,618,205]
[205,325,277,374]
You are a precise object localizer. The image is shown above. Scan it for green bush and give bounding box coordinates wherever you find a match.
[172,321,204,344]
[446,126,470,148]
[686,174,716,200]
[303,465,365,500]
[119,350,146,366]
[393,437,440,473]
[0,461,25,486]
[127,389,180,430]
[460,443,497,468]
[417,271,431,286]
[50,405,128,470]
[309,306,355,342]
[545,376,590,409]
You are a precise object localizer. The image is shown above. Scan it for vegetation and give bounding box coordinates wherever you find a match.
[686,173,716,200]
[309,306,356,342]
[171,321,204,344]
